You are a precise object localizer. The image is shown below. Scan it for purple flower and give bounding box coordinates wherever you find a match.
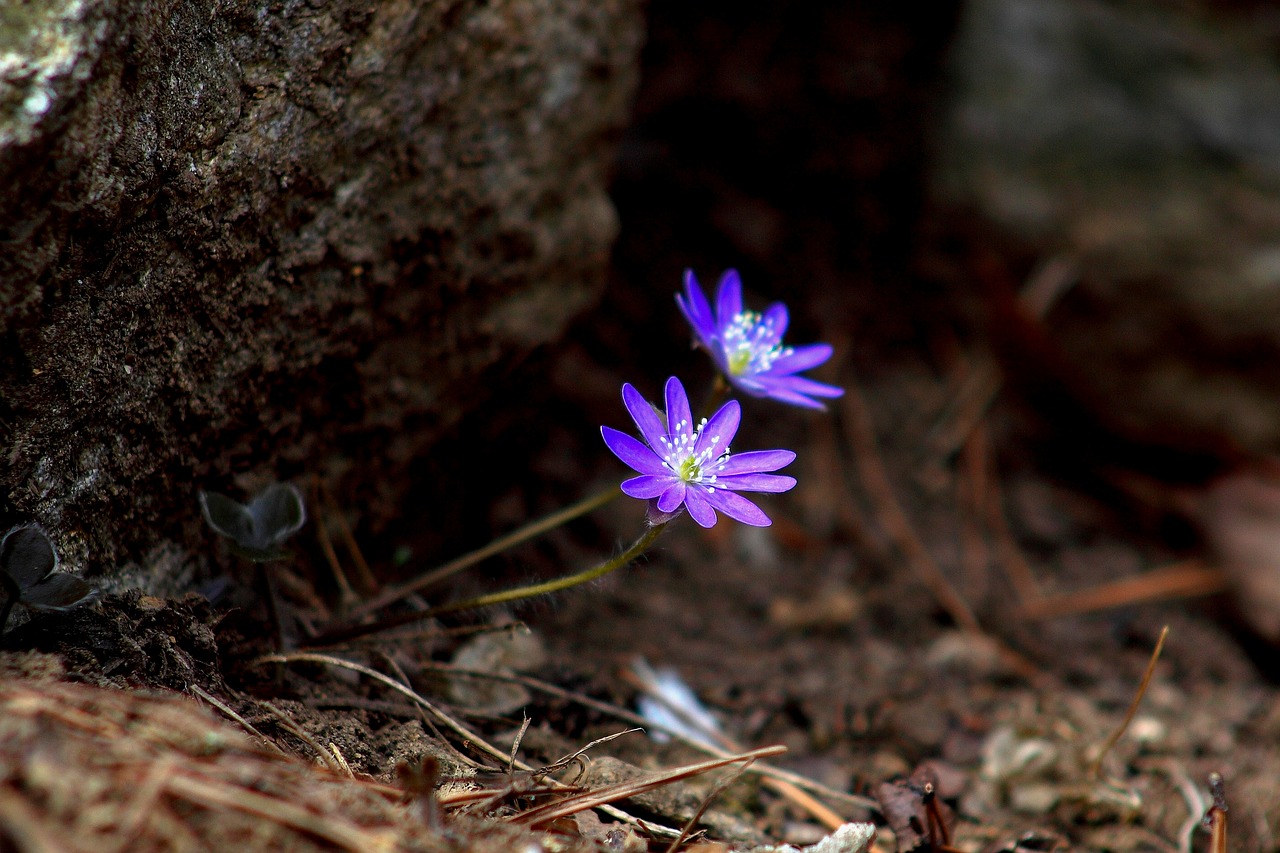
[677,269,844,410]
[601,377,797,528]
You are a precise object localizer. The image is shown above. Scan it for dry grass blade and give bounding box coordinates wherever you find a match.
[929,255,1079,459]
[0,792,94,853]
[164,771,394,852]
[0,677,533,852]
[104,755,178,853]
[664,758,756,853]
[417,660,877,812]
[259,699,348,775]
[317,477,379,595]
[508,716,532,772]
[312,478,360,611]
[255,651,518,767]
[1020,561,1227,620]
[257,651,685,838]
[328,743,355,778]
[504,745,786,827]
[1090,625,1168,780]
[189,684,287,755]
[841,377,983,635]
[621,663,851,831]
[841,376,1048,684]
[982,447,1046,606]
[544,728,642,778]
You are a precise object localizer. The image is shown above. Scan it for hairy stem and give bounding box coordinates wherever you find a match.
[425,522,666,617]
[310,521,666,646]
[348,486,619,619]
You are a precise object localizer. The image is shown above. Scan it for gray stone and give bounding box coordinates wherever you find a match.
[0,0,643,587]
[936,0,1280,450]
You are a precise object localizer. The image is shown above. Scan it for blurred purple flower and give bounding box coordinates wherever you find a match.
[677,269,844,410]
[601,377,797,528]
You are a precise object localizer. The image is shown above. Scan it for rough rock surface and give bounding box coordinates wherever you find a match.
[0,0,643,587]
[936,0,1280,452]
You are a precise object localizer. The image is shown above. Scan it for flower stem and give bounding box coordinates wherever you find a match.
[347,485,619,619]
[308,521,666,646]
[425,522,666,618]
[700,375,732,419]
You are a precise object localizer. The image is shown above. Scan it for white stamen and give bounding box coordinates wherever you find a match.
[722,310,793,376]
[659,418,731,485]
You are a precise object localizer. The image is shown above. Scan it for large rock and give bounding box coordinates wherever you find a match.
[0,0,642,588]
[936,0,1280,453]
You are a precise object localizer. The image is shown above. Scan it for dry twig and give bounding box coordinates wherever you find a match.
[505,746,786,827]
[1020,562,1227,621]
[421,660,876,812]
[256,651,685,838]
[1090,625,1169,780]
[840,376,985,636]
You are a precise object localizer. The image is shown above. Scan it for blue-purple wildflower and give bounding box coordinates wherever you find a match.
[601,377,797,528]
[677,269,844,410]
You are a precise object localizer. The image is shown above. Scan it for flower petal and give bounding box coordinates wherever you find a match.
[716,449,796,476]
[698,399,740,459]
[716,473,797,493]
[715,269,743,327]
[621,474,675,499]
[622,383,667,450]
[602,427,668,475]
[750,383,830,410]
[767,343,833,375]
[656,481,687,513]
[751,377,843,410]
[764,373,844,398]
[761,302,789,343]
[728,375,770,397]
[676,270,718,343]
[664,376,693,437]
[703,489,772,527]
[683,487,719,528]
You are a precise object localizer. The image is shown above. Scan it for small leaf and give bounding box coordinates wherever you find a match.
[23,574,97,611]
[245,482,306,549]
[200,482,306,561]
[200,491,255,544]
[0,524,96,618]
[0,524,57,589]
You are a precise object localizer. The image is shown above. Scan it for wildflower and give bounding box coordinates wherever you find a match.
[600,376,796,527]
[677,268,843,410]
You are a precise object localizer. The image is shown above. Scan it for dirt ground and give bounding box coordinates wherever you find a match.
[3,4,1280,852]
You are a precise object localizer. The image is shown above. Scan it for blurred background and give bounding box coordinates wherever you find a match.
[401,0,1280,590]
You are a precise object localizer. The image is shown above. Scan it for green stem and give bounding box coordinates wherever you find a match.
[309,521,666,646]
[426,521,666,617]
[348,486,619,619]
